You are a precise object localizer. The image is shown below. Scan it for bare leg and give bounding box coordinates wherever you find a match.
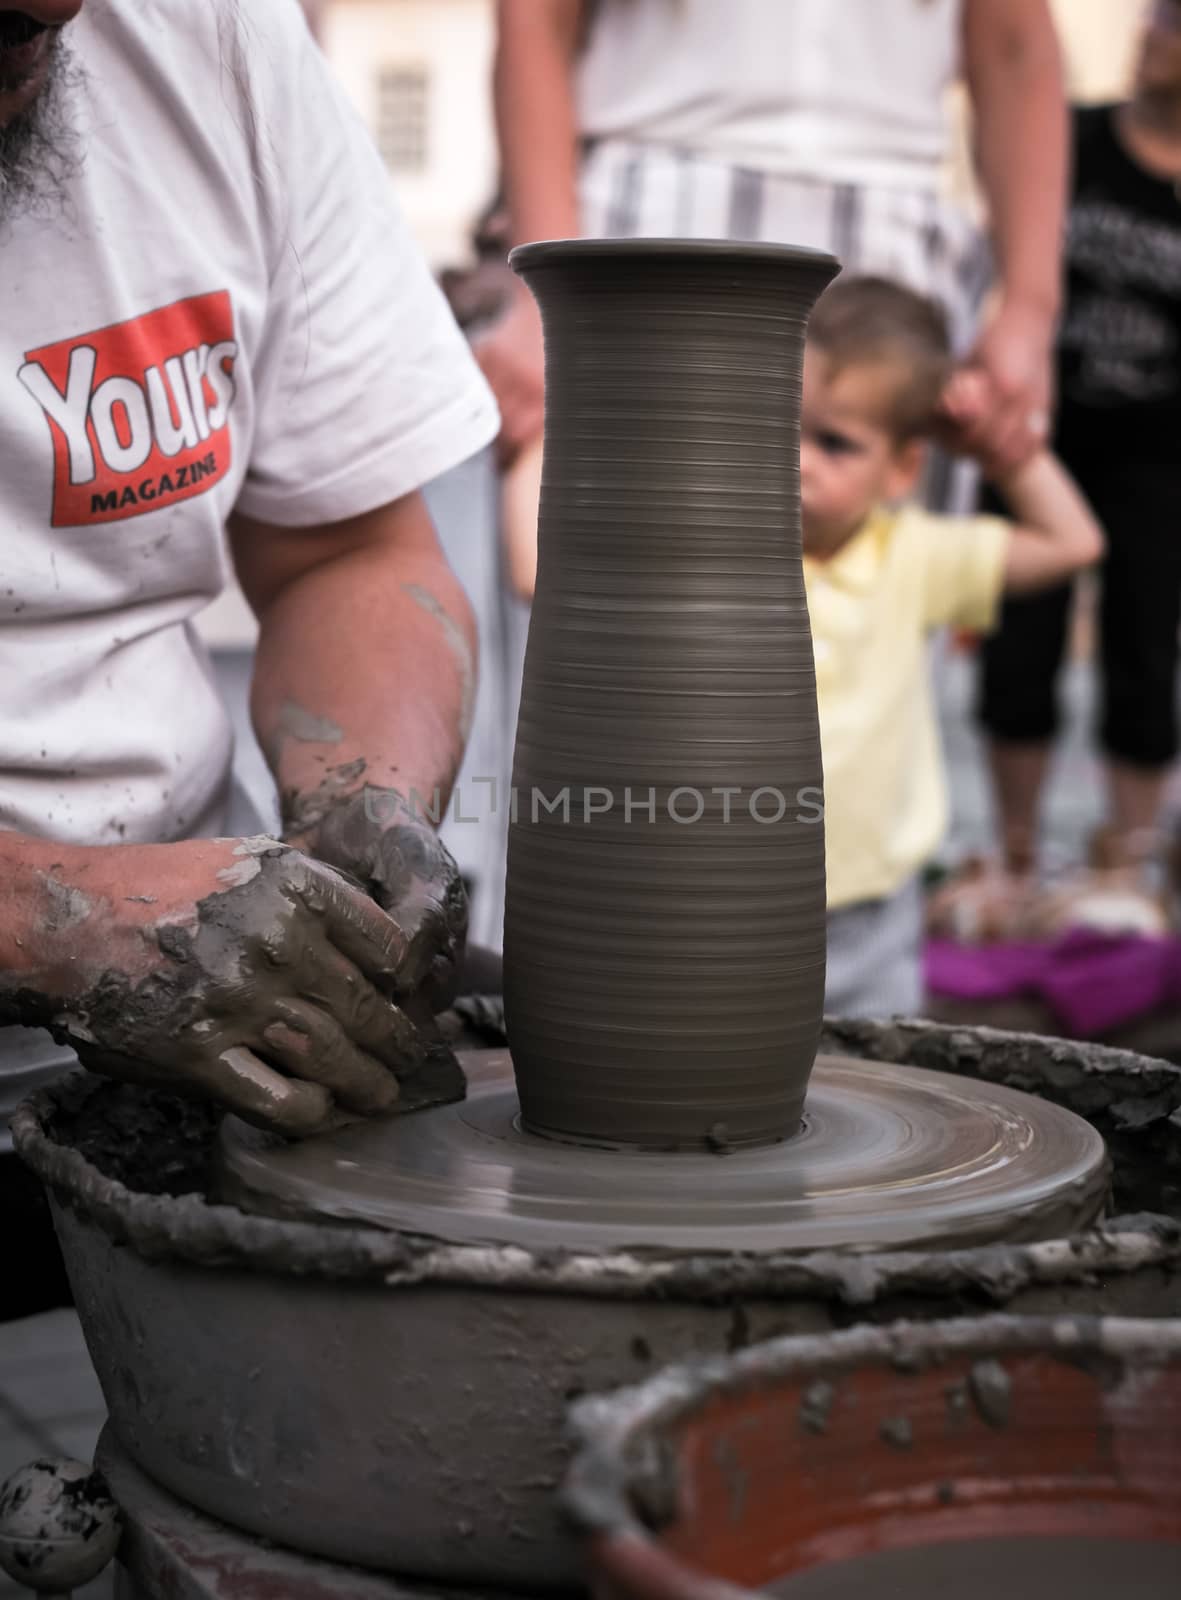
[988,739,1052,873]
[1105,759,1169,861]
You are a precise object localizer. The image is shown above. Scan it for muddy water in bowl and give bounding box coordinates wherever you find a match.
[567,1317,1181,1600]
[774,1539,1181,1600]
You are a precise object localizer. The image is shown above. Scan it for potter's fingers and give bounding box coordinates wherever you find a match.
[296,938,426,1072]
[378,864,465,996]
[209,1046,333,1135]
[259,998,400,1115]
[395,895,455,994]
[297,864,410,986]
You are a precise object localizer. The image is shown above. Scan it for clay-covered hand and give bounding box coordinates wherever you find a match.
[4,836,425,1134]
[304,787,468,1013]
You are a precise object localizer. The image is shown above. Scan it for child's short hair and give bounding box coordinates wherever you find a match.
[808,276,952,439]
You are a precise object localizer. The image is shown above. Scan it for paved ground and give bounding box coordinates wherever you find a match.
[0,645,1164,1597]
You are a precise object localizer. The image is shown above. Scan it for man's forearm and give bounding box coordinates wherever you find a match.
[495,0,584,247]
[0,832,72,1009]
[965,0,1068,319]
[243,499,476,844]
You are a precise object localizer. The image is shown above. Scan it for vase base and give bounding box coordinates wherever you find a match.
[216,1049,1109,1256]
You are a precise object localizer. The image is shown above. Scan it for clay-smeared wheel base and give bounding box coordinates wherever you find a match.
[216,1050,1109,1254]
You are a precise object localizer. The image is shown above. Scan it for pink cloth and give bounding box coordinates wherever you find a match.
[925,929,1181,1037]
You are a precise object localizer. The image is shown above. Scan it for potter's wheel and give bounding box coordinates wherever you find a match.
[217,1049,1109,1253]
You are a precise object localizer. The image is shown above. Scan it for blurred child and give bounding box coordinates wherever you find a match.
[974,0,1181,915]
[803,278,1103,1016]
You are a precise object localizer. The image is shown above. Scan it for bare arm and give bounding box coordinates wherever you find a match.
[231,492,474,832]
[232,491,476,1004]
[959,0,1070,467]
[494,0,585,250]
[0,497,476,1131]
[0,827,421,1134]
[997,451,1104,594]
[477,0,586,464]
[965,0,1068,328]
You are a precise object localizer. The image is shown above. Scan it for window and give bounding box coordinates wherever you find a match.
[377,65,430,174]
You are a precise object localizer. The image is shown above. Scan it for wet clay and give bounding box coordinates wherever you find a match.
[274,700,344,752]
[11,1038,1181,1589]
[307,786,468,1006]
[819,1017,1181,1219]
[215,1048,1110,1253]
[280,756,369,836]
[771,1538,1181,1600]
[504,239,840,1150]
[401,582,477,745]
[1,838,461,1135]
[0,1457,122,1593]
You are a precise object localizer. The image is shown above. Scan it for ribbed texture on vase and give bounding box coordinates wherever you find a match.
[504,240,840,1150]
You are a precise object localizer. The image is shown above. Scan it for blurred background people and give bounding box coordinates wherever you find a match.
[470,0,1070,958]
[481,0,1068,516]
[801,278,1101,1015]
[969,0,1181,931]
[926,1,1181,1050]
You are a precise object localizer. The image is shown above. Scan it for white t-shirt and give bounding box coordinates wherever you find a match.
[1,0,497,851]
[577,0,963,191]
[0,0,497,1134]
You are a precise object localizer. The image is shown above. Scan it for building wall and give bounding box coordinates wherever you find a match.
[323,0,496,270]
[1051,0,1151,102]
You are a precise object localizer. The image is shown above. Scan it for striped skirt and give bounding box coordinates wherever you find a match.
[580,139,990,510]
[580,138,989,350]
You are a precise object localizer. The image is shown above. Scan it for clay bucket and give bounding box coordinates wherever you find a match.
[12,1018,1181,1588]
[504,239,839,1151]
[565,1316,1181,1600]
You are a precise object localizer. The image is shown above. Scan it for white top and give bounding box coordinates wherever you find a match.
[577,0,963,191]
[1,0,497,852]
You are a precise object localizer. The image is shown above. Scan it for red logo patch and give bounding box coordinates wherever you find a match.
[20,290,239,528]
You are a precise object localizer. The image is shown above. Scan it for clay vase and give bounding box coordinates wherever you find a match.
[503,239,840,1150]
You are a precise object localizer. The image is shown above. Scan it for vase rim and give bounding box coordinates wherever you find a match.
[510,236,841,276]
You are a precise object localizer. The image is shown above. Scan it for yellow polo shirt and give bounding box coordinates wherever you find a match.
[804,503,1009,911]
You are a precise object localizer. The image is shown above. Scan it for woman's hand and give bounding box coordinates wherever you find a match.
[941,300,1057,474]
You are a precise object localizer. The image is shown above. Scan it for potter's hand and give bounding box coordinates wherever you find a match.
[474,289,545,468]
[947,299,1056,473]
[5,836,421,1134]
[301,787,467,1014]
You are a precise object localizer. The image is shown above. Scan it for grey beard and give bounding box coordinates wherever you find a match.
[0,37,82,226]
